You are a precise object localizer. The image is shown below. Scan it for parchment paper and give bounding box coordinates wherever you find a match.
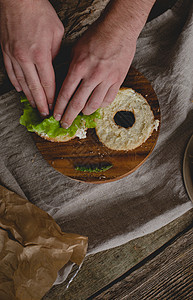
[0,185,87,300]
[0,0,193,294]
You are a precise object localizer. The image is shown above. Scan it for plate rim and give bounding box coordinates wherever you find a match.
[183,133,193,203]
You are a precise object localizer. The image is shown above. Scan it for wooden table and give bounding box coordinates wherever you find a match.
[42,209,193,299]
[0,1,192,299]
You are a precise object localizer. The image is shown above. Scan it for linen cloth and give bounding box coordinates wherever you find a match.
[0,0,192,263]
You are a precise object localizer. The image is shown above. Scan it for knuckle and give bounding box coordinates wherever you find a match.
[59,91,71,102]
[17,75,25,83]
[89,73,100,83]
[89,67,103,82]
[71,100,84,111]
[72,60,87,75]
[32,48,46,63]
[81,80,93,89]
[41,80,55,89]
[28,82,40,92]
[13,47,27,62]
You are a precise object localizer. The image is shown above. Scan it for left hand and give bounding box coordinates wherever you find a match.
[53,23,137,128]
[0,0,64,117]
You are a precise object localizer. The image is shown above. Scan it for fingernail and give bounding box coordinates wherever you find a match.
[61,122,70,129]
[16,86,22,92]
[40,112,48,117]
[31,101,36,108]
[54,114,61,121]
[49,103,53,110]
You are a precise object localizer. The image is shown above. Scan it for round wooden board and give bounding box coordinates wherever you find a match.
[33,66,161,183]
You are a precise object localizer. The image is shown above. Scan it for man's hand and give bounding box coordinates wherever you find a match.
[53,24,136,128]
[0,0,64,116]
[54,0,156,128]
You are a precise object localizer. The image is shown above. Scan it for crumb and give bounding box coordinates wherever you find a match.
[31,153,37,163]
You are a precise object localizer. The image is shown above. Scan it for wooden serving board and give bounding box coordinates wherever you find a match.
[33,66,161,183]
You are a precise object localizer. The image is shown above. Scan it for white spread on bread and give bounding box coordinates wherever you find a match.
[95,88,159,151]
[37,125,87,142]
[75,127,87,139]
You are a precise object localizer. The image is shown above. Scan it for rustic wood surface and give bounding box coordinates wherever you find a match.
[43,209,193,300]
[94,222,193,300]
[33,66,160,183]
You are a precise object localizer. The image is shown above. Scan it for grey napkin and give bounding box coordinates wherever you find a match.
[0,0,192,258]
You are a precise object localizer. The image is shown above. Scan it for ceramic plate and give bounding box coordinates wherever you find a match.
[183,134,193,203]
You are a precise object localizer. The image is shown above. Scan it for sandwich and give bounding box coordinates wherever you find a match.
[20,98,101,142]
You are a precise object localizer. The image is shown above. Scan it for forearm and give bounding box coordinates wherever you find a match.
[98,0,156,41]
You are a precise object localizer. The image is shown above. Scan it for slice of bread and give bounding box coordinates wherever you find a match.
[95,88,159,151]
[36,132,76,142]
[36,126,87,142]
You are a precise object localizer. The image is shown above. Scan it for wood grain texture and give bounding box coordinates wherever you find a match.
[94,224,193,300]
[43,209,193,300]
[33,66,160,183]
[50,0,110,43]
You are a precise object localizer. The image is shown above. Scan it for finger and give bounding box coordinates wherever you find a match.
[36,58,55,111]
[20,62,49,116]
[12,59,36,107]
[100,83,120,108]
[53,71,82,121]
[2,51,22,92]
[82,82,110,115]
[60,79,97,128]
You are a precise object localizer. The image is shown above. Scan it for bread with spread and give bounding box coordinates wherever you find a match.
[95,88,159,151]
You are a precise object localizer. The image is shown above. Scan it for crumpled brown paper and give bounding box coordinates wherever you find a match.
[0,185,88,300]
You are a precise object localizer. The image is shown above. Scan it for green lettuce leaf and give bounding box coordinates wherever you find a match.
[20,97,101,138]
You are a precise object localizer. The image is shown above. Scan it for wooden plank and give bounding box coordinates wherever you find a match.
[94,225,193,299]
[43,209,193,300]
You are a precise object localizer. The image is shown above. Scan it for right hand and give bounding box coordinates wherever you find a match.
[0,0,64,116]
